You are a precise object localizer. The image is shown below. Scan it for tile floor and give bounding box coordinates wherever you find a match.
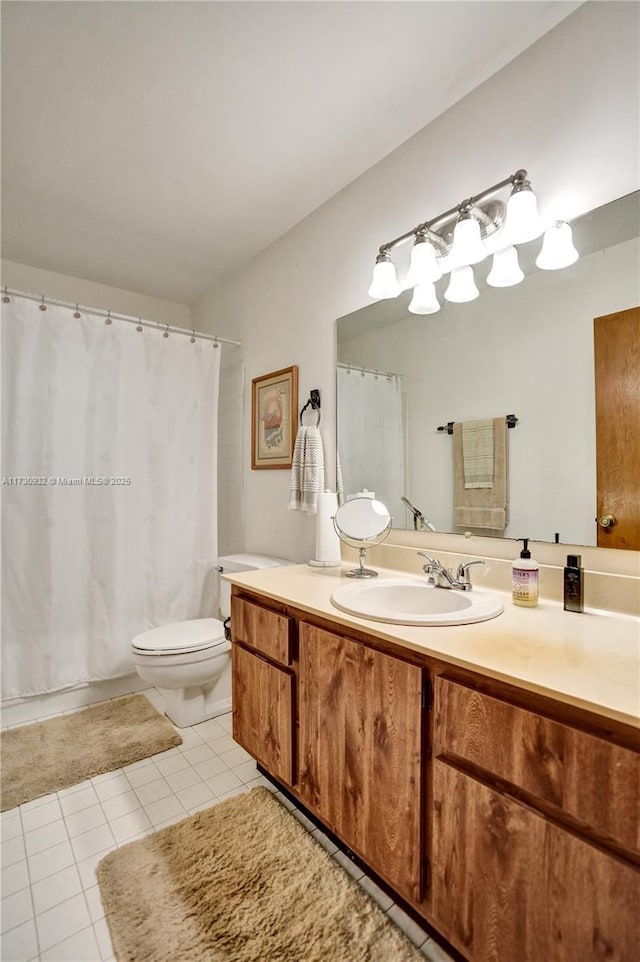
[1,689,454,962]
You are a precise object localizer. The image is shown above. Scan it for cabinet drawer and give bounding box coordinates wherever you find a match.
[434,677,640,855]
[232,644,294,786]
[231,596,293,666]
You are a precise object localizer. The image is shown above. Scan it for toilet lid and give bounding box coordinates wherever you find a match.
[132,618,226,655]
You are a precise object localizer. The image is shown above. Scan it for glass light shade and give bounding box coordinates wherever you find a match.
[406,239,442,286]
[504,187,543,244]
[535,222,579,270]
[486,246,524,287]
[449,216,487,267]
[368,258,400,299]
[444,266,479,303]
[408,281,441,315]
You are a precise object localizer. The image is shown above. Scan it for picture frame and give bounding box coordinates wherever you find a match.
[251,365,298,469]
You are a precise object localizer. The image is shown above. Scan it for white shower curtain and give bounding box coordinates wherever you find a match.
[337,366,405,524]
[1,298,221,699]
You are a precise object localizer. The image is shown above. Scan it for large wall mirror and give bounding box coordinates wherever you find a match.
[336,191,640,548]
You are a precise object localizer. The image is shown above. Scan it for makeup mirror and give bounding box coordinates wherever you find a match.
[333,497,392,578]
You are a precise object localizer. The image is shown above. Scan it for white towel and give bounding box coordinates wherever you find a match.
[288,426,325,514]
[462,418,494,489]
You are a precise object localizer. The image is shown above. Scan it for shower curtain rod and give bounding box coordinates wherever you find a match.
[2,287,242,347]
[337,361,403,379]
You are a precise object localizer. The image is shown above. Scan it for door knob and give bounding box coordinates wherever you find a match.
[598,514,617,528]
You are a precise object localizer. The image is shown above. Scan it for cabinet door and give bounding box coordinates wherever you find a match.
[298,622,424,902]
[232,644,294,786]
[432,760,640,962]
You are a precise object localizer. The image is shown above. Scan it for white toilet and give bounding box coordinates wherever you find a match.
[131,554,291,727]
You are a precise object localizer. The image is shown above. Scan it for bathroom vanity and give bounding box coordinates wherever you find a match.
[227,564,640,962]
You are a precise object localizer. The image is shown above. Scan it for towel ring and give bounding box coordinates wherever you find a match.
[300,389,321,426]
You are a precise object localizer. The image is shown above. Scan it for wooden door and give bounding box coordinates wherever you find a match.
[431,761,640,962]
[298,623,425,902]
[594,306,640,549]
[232,644,294,785]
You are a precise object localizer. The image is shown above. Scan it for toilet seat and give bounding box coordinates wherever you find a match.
[132,618,226,657]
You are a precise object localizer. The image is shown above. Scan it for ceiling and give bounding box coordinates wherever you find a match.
[1,1,580,305]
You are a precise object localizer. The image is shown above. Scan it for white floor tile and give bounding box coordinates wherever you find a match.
[174,783,214,811]
[19,792,57,814]
[90,769,123,788]
[59,786,99,817]
[216,712,233,734]
[2,835,26,868]
[231,760,258,783]
[1,859,30,898]
[180,743,215,766]
[40,922,101,961]
[205,770,242,796]
[359,874,394,912]
[1,886,34,933]
[210,734,237,755]
[84,884,105,923]
[245,775,277,793]
[76,850,111,891]
[64,805,107,839]
[421,937,455,961]
[109,809,152,845]
[134,778,172,806]
[164,767,202,793]
[124,764,161,789]
[36,891,92,952]
[1,812,23,841]
[121,757,154,774]
[28,840,75,884]
[31,864,82,915]
[24,819,69,858]
[333,850,365,881]
[143,795,185,827]
[175,728,205,749]
[274,791,296,811]
[92,773,130,803]
[310,827,339,856]
[191,755,228,780]
[154,752,190,777]
[0,917,38,962]
[93,916,114,962]
[21,798,63,834]
[217,785,249,803]
[290,808,316,833]
[100,790,141,822]
[70,824,115,863]
[57,779,94,799]
[387,904,428,949]
[191,718,227,740]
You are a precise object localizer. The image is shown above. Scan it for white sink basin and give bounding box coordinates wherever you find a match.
[330,577,504,626]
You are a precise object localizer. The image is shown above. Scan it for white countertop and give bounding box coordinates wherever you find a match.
[224,563,640,729]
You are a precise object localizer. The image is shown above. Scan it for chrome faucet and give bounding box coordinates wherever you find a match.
[418,553,485,591]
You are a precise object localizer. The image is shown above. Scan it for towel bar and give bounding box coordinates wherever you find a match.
[437,414,518,435]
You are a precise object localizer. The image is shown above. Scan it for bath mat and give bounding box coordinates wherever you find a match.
[97,787,424,962]
[1,694,181,811]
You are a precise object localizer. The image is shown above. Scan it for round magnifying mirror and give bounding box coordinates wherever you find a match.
[333,497,392,578]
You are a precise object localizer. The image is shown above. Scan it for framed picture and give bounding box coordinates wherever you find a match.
[251,365,298,469]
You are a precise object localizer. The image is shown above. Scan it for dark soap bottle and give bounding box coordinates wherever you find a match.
[564,554,584,613]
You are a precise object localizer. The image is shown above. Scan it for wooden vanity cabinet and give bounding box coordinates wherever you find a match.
[230,587,640,961]
[297,622,426,903]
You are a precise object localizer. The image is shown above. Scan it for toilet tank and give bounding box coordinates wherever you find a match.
[217,553,292,619]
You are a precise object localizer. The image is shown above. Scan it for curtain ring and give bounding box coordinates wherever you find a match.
[2,286,10,303]
[105,310,112,326]
[73,302,81,318]
[136,318,143,332]
[38,295,47,312]
[163,324,170,338]
[190,330,196,343]
[213,337,219,349]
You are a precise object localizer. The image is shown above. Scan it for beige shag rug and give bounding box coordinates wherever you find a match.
[97,786,424,962]
[1,693,181,811]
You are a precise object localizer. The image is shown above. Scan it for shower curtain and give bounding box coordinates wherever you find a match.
[1,298,221,699]
[337,366,405,523]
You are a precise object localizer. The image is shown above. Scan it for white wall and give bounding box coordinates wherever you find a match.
[1,259,191,328]
[193,2,639,563]
[339,236,640,547]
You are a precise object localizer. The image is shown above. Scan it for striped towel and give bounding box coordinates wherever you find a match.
[289,426,325,514]
[462,419,494,489]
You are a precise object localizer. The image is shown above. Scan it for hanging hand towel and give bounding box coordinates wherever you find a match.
[289,426,325,514]
[453,418,508,530]
[462,418,494,488]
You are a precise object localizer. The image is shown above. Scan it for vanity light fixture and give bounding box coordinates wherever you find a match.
[408,281,441,314]
[535,221,579,270]
[367,251,401,299]
[486,245,525,287]
[445,266,480,303]
[367,168,578,311]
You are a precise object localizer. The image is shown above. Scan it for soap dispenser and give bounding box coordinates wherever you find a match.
[512,538,539,607]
